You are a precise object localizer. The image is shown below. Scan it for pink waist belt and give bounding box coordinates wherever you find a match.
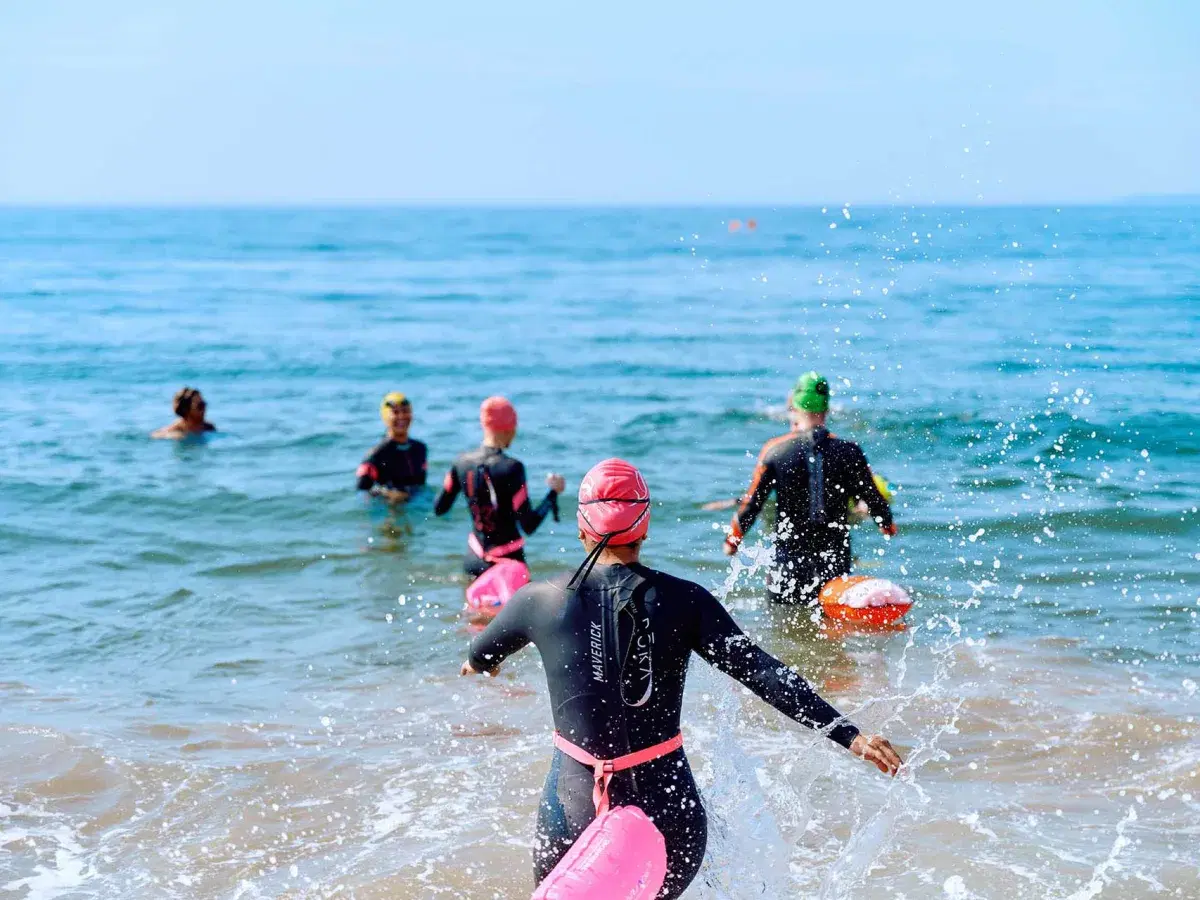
[553,731,684,815]
[467,533,526,562]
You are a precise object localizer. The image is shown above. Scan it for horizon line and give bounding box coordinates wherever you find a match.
[2,194,1199,211]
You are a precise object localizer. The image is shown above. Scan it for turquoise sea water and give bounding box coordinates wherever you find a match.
[1,206,1198,898]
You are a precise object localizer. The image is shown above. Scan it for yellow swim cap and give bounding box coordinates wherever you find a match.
[380,392,411,422]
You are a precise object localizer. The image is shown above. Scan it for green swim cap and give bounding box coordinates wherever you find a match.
[791,371,830,413]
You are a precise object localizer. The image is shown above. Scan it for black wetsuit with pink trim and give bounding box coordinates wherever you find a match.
[356,438,428,492]
[731,427,893,603]
[468,562,859,898]
[433,445,558,577]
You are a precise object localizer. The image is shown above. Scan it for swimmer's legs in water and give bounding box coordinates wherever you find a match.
[770,543,852,605]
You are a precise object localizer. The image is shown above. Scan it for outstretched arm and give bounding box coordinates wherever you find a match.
[691,589,859,746]
[851,447,895,535]
[725,455,776,554]
[514,465,563,534]
[433,468,460,516]
[689,586,901,773]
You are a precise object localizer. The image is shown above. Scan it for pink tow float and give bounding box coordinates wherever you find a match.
[464,559,530,618]
[819,575,913,625]
[532,806,667,900]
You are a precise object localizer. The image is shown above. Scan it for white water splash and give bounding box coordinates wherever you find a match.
[1064,806,1138,900]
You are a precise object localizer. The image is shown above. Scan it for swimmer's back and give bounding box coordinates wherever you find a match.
[471,561,858,754]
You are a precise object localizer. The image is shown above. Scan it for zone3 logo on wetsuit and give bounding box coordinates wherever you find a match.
[433,445,558,575]
[356,438,428,491]
[729,426,894,601]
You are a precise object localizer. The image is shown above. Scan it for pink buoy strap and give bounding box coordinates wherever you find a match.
[553,731,684,816]
[467,532,526,562]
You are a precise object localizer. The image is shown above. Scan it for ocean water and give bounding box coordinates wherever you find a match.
[1,205,1197,899]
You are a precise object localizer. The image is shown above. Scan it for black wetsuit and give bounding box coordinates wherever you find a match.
[433,445,558,577]
[356,438,428,493]
[731,427,893,603]
[468,562,859,899]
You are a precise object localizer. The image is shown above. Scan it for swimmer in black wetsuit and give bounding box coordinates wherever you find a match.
[462,458,902,899]
[433,396,565,578]
[723,372,897,604]
[356,392,428,503]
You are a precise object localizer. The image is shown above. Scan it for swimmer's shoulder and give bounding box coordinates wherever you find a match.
[151,421,185,440]
[630,565,713,605]
[363,436,393,460]
[822,432,866,461]
[525,572,573,601]
[507,574,574,624]
[758,431,802,464]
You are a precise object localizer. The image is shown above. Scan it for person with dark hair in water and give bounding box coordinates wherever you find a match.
[434,396,566,578]
[722,372,897,604]
[462,458,902,899]
[356,392,428,504]
[151,387,216,439]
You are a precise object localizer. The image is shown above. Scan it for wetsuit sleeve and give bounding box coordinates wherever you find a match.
[356,446,384,491]
[433,466,460,516]
[467,586,536,671]
[727,448,777,548]
[849,445,893,530]
[414,442,428,487]
[689,586,859,748]
[512,462,557,535]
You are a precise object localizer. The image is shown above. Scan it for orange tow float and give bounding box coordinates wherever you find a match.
[819,575,913,626]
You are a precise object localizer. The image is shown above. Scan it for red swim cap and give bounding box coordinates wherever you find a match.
[577,458,650,545]
[480,396,518,431]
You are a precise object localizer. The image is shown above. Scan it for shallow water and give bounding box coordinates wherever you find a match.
[1,206,1198,898]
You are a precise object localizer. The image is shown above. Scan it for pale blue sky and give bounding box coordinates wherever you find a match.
[1,0,1197,204]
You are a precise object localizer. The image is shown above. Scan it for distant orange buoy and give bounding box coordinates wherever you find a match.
[819,575,913,625]
[728,219,742,232]
[746,218,757,231]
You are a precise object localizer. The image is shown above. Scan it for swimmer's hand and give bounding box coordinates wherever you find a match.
[701,498,737,511]
[378,488,410,504]
[460,660,500,677]
[722,536,740,556]
[850,733,903,777]
[546,473,566,494]
[881,522,898,538]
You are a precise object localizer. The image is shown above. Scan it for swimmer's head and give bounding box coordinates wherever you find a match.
[577,458,651,547]
[791,371,830,413]
[173,387,206,422]
[480,396,517,447]
[380,392,413,435]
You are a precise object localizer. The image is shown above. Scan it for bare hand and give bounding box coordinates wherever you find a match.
[850,733,903,776]
[458,662,496,676]
[380,488,410,504]
[722,539,738,557]
[701,498,737,511]
[546,473,566,494]
[881,522,898,538]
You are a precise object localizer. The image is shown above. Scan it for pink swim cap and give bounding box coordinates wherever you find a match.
[577,458,651,545]
[480,396,518,431]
